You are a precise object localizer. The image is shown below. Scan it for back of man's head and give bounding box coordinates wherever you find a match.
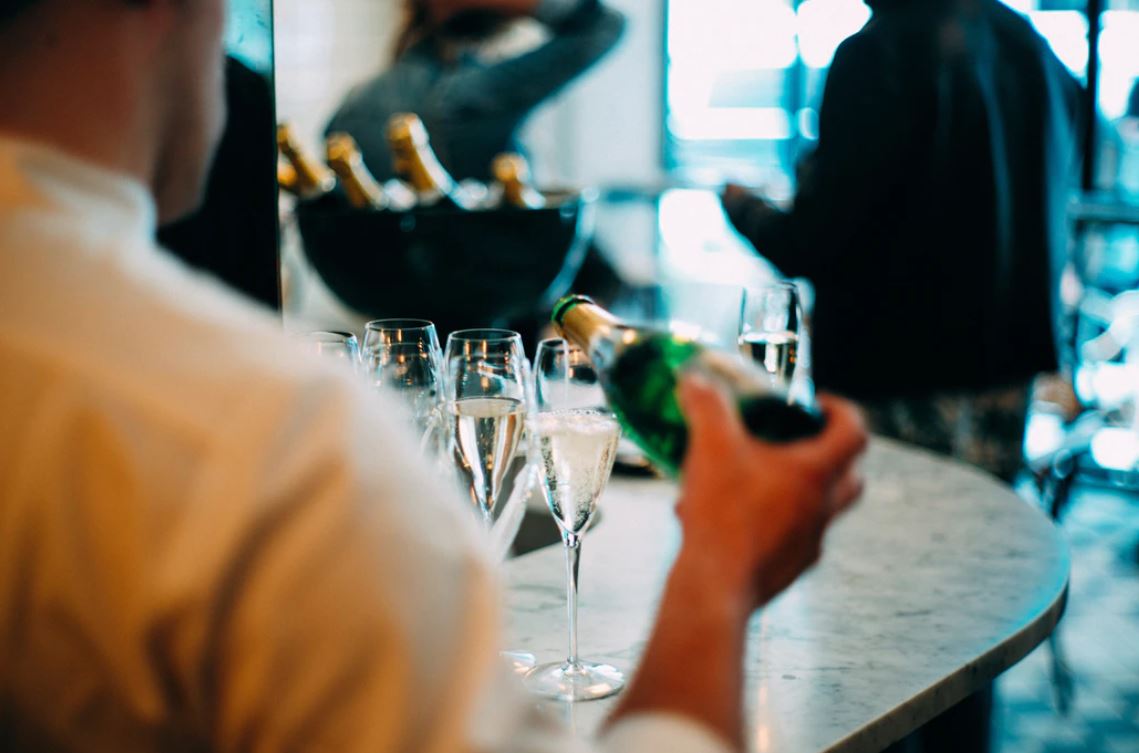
[0,0,228,223]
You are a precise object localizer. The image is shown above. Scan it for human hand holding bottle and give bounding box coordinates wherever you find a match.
[674,377,867,608]
[609,378,867,751]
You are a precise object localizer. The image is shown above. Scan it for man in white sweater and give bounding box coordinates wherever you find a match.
[0,2,868,752]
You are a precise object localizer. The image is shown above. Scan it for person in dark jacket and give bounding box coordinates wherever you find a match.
[326,0,624,183]
[722,0,1082,485]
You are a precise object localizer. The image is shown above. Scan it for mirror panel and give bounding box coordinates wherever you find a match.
[160,0,281,310]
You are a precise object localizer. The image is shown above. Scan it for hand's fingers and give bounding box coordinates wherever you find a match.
[803,395,869,469]
[828,465,865,519]
[679,375,747,459]
[757,540,824,605]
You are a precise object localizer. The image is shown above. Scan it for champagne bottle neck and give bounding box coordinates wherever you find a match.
[556,300,627,365]
[493,154,545,209]
[281,150,334,199]
[502,181,545,209]
[327,153,385,209]
[393,144,455,197]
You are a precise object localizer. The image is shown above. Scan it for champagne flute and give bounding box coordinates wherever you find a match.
[304,330,362,369]
[524,338,623,702]
[444,329,535,674]
[443,329,529,529]
[740,282,803,389]
[363,319,443,451]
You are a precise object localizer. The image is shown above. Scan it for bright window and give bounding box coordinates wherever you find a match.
[663,0,1139,190]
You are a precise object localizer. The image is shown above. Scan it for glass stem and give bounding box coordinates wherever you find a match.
[564,534,581,668]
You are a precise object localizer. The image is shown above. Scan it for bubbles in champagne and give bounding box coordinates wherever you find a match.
[536,409,621,535]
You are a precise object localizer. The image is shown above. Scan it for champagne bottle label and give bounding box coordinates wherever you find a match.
[277,124,336,200]
[554,295,824,474]
[325,133,387,210]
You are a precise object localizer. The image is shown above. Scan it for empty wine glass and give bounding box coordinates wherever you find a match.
[740,282,803,389]
[524,338,623,702]
[443,329,530,530]
[304,330,361,369]
[363,319,443,450]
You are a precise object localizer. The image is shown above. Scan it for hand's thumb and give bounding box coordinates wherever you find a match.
[678,374,746,457]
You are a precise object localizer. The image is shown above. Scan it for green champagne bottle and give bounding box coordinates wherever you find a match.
[553,295,825,475]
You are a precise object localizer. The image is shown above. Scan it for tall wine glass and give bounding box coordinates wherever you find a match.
[304,330,362,369]
[443,329,530,529]
[740,282,803,389]
[363,319,443,451]
[524,338,623,702]
[444,329,535,674]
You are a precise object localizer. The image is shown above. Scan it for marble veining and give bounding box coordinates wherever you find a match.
[503,438,1070,752]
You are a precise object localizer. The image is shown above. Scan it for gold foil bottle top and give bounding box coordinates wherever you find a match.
[385,113,458,204]
[552,295,624,355]
[492,153,530,185]
[491,153,546,209]
[278,162,299,194]
[275,123,292,151]
[387,113,429,150]
[277,123,336,199]
[325,133,387,209]
[325,133,358,165]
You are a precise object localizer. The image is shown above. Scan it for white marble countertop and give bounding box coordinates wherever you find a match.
[503,438,1070,752]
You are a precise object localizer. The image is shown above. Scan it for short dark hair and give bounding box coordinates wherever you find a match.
[0,0,43,27]
[393,1,512,63]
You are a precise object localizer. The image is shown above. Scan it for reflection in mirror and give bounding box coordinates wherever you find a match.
[273,0,717,348]
[160,0,280,310]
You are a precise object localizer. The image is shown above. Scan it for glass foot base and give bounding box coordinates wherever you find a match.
[502,650,536,675]
[523,660,625,702]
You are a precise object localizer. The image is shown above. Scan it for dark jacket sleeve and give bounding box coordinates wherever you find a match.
[725,30,911,284]
[437,0,626,120]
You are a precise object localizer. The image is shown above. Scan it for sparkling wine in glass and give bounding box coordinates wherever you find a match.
[444,329,535,674]
[443,329,529,529]
[524,338,624,702]
[740,282,803,389]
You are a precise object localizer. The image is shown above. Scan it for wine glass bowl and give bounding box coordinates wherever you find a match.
[363,318,440,351]
[740,282,804,389]
[362,319,443,446]
[443,329,530,529]
[303,330,362,368]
